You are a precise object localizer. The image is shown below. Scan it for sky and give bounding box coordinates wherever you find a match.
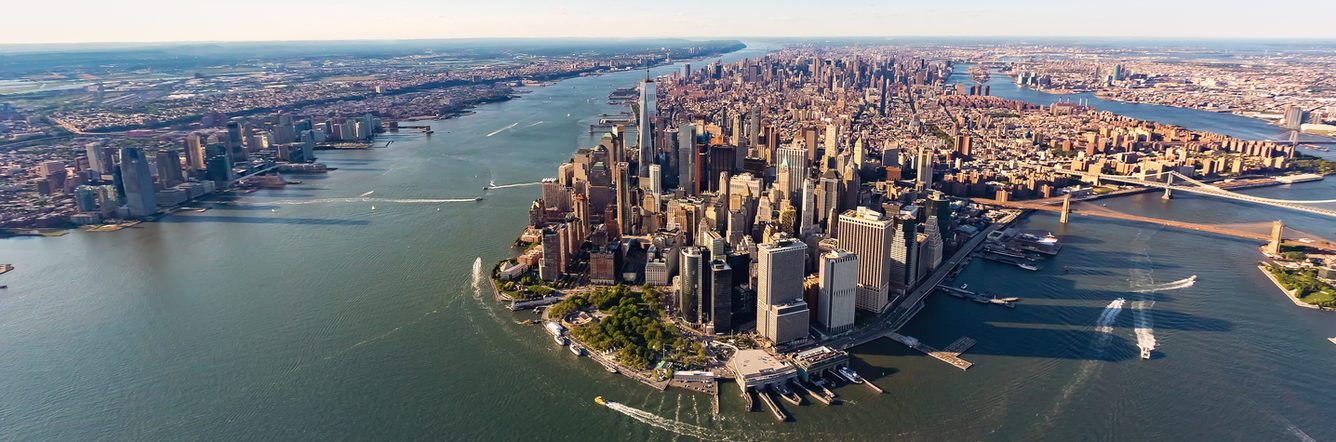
[5,0,1335,44]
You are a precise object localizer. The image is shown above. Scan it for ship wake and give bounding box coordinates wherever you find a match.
[486,122,519,137]
[485,180,542,190]
[603,401,722,441]
[471,257,485,299]
[1132,275,1197,293]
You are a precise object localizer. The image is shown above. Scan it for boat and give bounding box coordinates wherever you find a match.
[1018,263,1041,271]
[0,285,7,289]
[1328,337,1336,345]
[838,366,864,384]
[1063,266,1072,273]
[1140,346,1152,360]
[594,396,606,406]
[554,335,568,346]
[473,197,484,202]
[569,344,584,356]
[960,283,968,290]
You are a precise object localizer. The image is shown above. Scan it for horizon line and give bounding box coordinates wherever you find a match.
[3,35,1336,48]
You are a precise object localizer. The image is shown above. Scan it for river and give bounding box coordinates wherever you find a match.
[1,43,1334,441]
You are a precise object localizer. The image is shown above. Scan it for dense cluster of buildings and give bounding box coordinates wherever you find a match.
[0,110,379,228]
[510,50,999,350]
[509,45,1329,354]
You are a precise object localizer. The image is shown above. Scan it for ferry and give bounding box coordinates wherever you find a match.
[1328,337,1336,346]
[569,344,584,356]
[837,366,864,384]
[1140,346,1152,360]
[1018,262,1042,271]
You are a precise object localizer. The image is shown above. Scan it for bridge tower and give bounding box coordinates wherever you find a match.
[1162,173,1173,200]
[1059,194,1071,224]
[1265,220,1284,255]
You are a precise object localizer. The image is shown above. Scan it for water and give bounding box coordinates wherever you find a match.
[3,43,1336,440]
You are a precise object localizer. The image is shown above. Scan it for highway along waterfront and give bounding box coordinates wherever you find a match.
[2,43,1335,440]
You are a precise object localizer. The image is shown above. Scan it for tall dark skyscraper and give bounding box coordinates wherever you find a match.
[677,123,696,195]
[119,147,157,218]
[637,79,655,178]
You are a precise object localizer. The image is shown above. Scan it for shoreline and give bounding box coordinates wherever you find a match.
[1,45,754,236]
[986,71,1336,142]
[1256,264,1328,311]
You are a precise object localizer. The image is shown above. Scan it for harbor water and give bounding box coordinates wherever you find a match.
[2,44,1334,440]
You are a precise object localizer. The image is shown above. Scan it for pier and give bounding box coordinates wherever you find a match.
[756,389,789,422]
[936,285,1018,308]
[886,333,975,370]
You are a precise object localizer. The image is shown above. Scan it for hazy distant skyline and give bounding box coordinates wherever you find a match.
[7,0,1336,44]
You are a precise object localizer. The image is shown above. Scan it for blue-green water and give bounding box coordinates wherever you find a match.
[2,44,1334,441]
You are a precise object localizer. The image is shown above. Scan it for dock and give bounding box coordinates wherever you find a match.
[887,333,974,370]
[508,295,563,311]
[756,389,789,422]
[794,381,831,405]
[712,379,721,416]
[936,285,1017,308]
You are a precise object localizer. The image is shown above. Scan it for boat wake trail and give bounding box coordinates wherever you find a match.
[486,122,519,137]
[471,257,485,299]
[358,190,375,198]
[525,121,544,127]
[1132,275,1197,293]
[1036,298,1126,430]
[1132,300,1156,355]
[1094,298,1126,336]
[485,181,542,190]
[603,401,722,441]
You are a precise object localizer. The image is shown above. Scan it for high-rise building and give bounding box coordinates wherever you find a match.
[890,215,919,294]
[757,236,809,344]
[184,133,206,170]
[679,246,705,324]
[226,121,246,162]
[838,207,894,312]
[85,143,108,174]
[648,164,663,195]
[637,79,656,177]
[775,145,807,202]
[155,149,185,187]
[677,123,696,195]
[817,249,858,332]
[707,259,732,333]
[119,147,157,218]
[915,144,934,192]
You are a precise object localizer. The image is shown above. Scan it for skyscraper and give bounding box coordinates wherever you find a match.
[838,207,894,312]
[184,133,206,170]
[679,247,705,324]
[757,236,809,344]
[775,145,807,202]
[708,259,732,333]
[119,147,157,218]
[85,143,108,174]
[637,79,656,177]
[677,123,696,195]
[817,249,858,332]
[890,215,919,295]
